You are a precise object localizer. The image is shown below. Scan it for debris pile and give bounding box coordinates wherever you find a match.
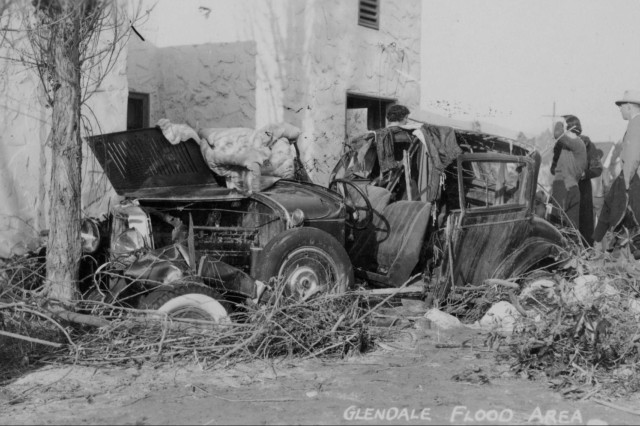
[0,252,66,381]
[63,290,374,367]
[1,254,376,375]
[509,264,640,397]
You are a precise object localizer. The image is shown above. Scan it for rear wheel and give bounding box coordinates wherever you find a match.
[139,282,229,323]
[256,228,353,300]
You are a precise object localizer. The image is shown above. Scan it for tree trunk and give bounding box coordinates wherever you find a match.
[44,5,82,304]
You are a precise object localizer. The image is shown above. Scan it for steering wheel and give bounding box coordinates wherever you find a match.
[329,179,374,230]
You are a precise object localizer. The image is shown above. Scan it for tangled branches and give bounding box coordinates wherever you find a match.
[1,252,376,377]
[508,249,640,398]
[61,292,374,368]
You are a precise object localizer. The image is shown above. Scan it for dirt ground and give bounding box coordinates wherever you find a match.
[1,324,639,426]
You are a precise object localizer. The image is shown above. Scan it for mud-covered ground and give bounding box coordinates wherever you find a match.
[1,325,639,425]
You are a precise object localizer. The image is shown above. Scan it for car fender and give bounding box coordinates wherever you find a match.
[530,216,565,246]
[492,237,567,280]
[124,259,185,285]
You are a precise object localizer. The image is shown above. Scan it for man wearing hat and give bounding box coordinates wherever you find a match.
[593,90,640,252]
[617,90,640,189]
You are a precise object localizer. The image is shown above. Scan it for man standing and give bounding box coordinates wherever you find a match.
[386,104,411,127]
[549,116,587,230]
[375,105,414,191]
[577,133,603,246]
[593,90,640,249]
[617,91,640,192]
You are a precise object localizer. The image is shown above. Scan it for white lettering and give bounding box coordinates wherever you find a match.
[344,405,438,422]
[344,405,357,421]
[398,408,410,421]
[464,410,475,422]
[475,409,486,421]
[410,409,420,420]
[451,406,468,422]
[529,407,544,423]
[570,410,583,424]
[373,409,385,421]
[559,410,569,423]
[486,410,498,422]
[499,409,514,422]
[386,407,399,420]
[363,408,374,421]
[421,408,432,421]
[545,409,557,424]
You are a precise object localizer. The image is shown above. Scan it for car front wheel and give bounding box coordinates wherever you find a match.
[256,228,354,301]
[139,282,230,324]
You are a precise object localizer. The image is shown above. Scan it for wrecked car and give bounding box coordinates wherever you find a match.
[329,122,568,305]
[82,120,568,322]
[83,126,352,322]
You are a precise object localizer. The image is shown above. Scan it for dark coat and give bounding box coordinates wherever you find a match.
[578,136,603,246]
[593,172,640,242]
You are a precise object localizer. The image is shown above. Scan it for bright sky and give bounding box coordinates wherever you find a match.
[421,0,640,142]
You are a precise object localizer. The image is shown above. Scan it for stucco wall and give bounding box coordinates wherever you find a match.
[129,0,421,184]
[0,40,128,258]
[128,39,257,129]
[0,0,421,256]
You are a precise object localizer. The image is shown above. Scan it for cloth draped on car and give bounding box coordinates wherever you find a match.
[157,119,301,194]
[334,123,461,203]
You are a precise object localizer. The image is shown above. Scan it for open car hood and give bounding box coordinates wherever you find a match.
[86,128,236,199]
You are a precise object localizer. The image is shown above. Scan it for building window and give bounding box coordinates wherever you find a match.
[358,0,379,30]
[127,92,149,130]
[346,94,395,140]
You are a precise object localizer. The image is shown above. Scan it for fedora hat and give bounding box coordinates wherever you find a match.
[615,90,640,106]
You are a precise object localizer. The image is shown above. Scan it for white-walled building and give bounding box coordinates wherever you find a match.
[0,12,128,257]
[128,0,421,180]
[0,0,421,257]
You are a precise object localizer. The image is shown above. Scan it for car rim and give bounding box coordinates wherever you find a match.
[167,306,214,320]
[278,247,338,300]
[156,294,229,324]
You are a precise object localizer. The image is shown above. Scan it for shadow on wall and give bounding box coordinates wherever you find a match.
[244,1,342,184]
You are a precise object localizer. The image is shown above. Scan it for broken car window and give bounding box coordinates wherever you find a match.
[460,160,529,209]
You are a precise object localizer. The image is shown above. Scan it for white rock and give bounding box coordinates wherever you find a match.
[563,275,619,307]
[628,298,640,316]
[473,301,521,334]
[424,309,462,330]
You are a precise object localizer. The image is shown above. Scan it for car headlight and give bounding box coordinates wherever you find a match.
[81,219,101,254]
[163,266,184,284]
[112,228,145,255]
[290,209,305,227]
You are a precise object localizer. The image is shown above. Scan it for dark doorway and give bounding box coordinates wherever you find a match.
[127,92,150,130]
[346,94,395,140]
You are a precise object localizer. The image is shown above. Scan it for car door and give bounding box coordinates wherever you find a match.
[443,152,538,291]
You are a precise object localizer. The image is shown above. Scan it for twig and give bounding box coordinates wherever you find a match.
[508,291,530,317]
[483,278,519,289]
[330,314,346,333]
[14,306,77,347]
[0,302,26,309]
[0,330,63,348]
[579,386,601,401]
[303,335,356,360]
[352,274,420,327]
